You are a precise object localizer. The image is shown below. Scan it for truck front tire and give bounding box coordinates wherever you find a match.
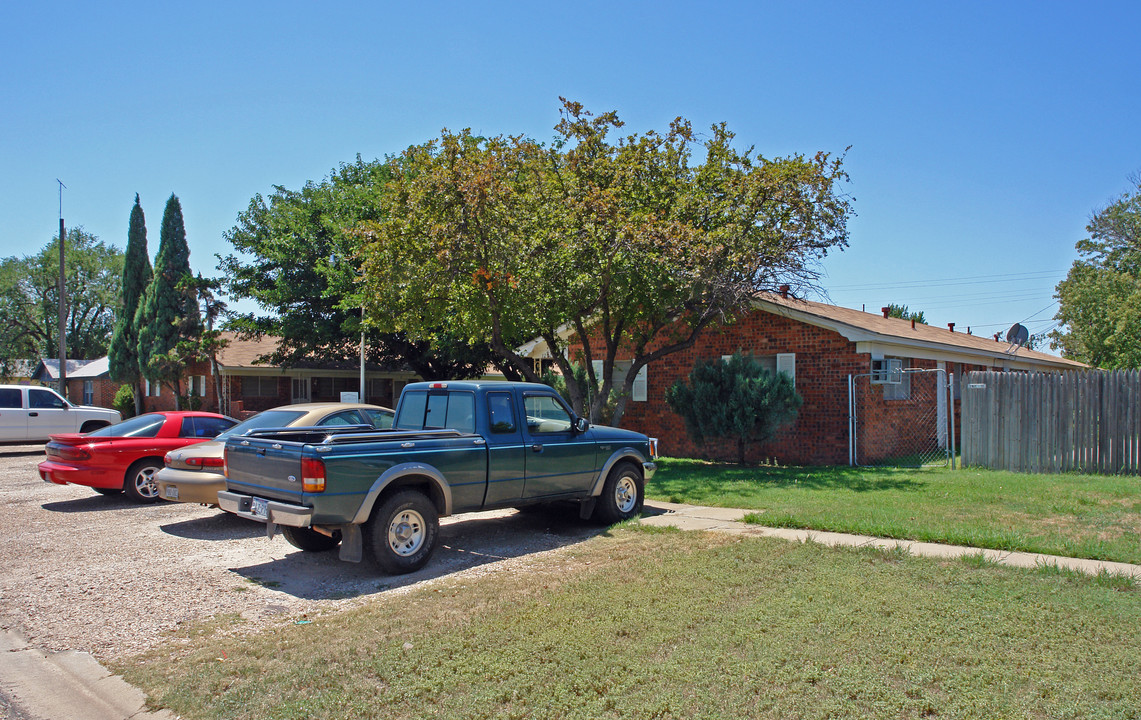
[365,490,440,574]
[593,461,645,524]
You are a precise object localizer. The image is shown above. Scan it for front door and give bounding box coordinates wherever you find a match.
[28,387,73,438]
[521,392,596,498]
[291,377,310,404]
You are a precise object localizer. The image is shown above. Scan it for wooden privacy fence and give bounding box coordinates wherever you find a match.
[961,369,1141,474]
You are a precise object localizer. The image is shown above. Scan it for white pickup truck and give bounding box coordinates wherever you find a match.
[0,385,120,443]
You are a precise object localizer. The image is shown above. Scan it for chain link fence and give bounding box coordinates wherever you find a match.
[849,368,952,468]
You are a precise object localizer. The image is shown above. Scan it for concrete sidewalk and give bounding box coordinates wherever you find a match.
[0,630,173,720]
[641,500,1141,578]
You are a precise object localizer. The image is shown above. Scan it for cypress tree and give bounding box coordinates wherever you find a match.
[108,194,152,415]
[136,194,201,405]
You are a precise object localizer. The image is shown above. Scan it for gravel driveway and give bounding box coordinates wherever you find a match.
[0,448,604,662]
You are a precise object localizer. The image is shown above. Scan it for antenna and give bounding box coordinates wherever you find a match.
[1005,323,1030,353]
[56,178,66,218]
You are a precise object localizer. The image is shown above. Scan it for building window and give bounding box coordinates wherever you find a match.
[83,380,94,405]
[241,376,279,398]
[590,361,649,402]
[144,379,162,397]
[720,353,795,388]
[881,358,911,400]
[188,375,207,397]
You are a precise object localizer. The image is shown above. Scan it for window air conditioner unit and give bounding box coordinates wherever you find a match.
[871,358,903,385]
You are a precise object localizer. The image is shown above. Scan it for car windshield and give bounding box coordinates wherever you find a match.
[215,409,307,440]
[86,413,167,438]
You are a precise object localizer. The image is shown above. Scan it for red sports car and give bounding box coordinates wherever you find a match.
[38,411,237,503]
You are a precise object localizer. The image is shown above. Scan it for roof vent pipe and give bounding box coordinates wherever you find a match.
[911,319,916,329]
[779,284,790,299]
[994,333,1001,342]
[881,306,890,318]
[948,323,955,333]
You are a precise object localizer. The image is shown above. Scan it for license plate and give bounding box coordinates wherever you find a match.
[251,497,268,518]
[164,485,179,500]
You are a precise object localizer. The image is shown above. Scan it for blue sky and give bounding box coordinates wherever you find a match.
[2,1,1138,351]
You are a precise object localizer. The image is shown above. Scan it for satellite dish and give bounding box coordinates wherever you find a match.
[1005,323,1030,349]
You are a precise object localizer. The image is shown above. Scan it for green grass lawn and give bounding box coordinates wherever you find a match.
[646,458,1141,564]
[119,529,1139,720]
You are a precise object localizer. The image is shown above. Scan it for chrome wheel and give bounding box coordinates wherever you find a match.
[128,460,162,502]
[614,474,638,514]
[388,509,426,557]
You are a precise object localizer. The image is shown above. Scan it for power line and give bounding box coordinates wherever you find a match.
[828,269,1065,291]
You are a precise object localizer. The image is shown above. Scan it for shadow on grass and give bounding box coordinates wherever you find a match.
[649,460,930,495]
[227,508,609,601]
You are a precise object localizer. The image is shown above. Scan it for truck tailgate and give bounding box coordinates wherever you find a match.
[224,437,306,503]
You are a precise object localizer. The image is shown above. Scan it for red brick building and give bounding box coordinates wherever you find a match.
[532,293,1085,466]
[137,333,419,417]
[33,334,419,418]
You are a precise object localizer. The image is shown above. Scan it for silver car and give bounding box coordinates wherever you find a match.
[154,403,393,505]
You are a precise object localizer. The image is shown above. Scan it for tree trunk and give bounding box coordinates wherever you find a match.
[133,379,144,417]
[737,436,746,465]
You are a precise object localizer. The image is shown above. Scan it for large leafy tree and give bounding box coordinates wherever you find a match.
[665,352,802,465]
[0,228,123,372]
[220,156,506,379]
[360,99,852,424]
[136,194,201,403]
[108,194,153,414]
[1051,179,1141,368]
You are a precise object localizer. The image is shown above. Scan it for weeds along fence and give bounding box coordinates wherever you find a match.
[961,369,1141,474]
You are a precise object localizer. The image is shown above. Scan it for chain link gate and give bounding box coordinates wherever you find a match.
[849,367,954,468]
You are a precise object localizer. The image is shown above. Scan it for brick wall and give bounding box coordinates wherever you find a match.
[139,361,225,414]
[576,311,959,466]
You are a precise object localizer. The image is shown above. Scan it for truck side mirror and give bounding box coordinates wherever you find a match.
[574,417,590,433]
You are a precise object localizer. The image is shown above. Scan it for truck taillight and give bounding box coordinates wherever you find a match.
[302,456,326,493]
[429,382,448,389]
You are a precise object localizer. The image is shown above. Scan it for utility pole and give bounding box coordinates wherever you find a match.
[56,179,68,399]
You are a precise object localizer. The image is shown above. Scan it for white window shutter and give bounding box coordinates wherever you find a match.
[591,360,604,383]
[197,375,207,396]
[776,353,796,388]
[633,366,648,402]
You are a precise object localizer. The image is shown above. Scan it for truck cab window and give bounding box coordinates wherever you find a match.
[396,390,476,433]
[29,389,66,409]
[523,394,572,433]
[487,392,517,433]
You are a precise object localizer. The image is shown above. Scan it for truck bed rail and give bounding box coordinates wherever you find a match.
[240,426,471,445]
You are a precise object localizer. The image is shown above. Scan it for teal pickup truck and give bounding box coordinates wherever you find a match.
[218,381,657,574]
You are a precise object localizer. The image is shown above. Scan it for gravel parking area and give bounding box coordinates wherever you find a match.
[0,448,603,662]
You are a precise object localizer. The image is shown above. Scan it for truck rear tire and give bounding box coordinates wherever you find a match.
[282,526,340,552]
[365,490,440,574]
[593,461,644,524]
